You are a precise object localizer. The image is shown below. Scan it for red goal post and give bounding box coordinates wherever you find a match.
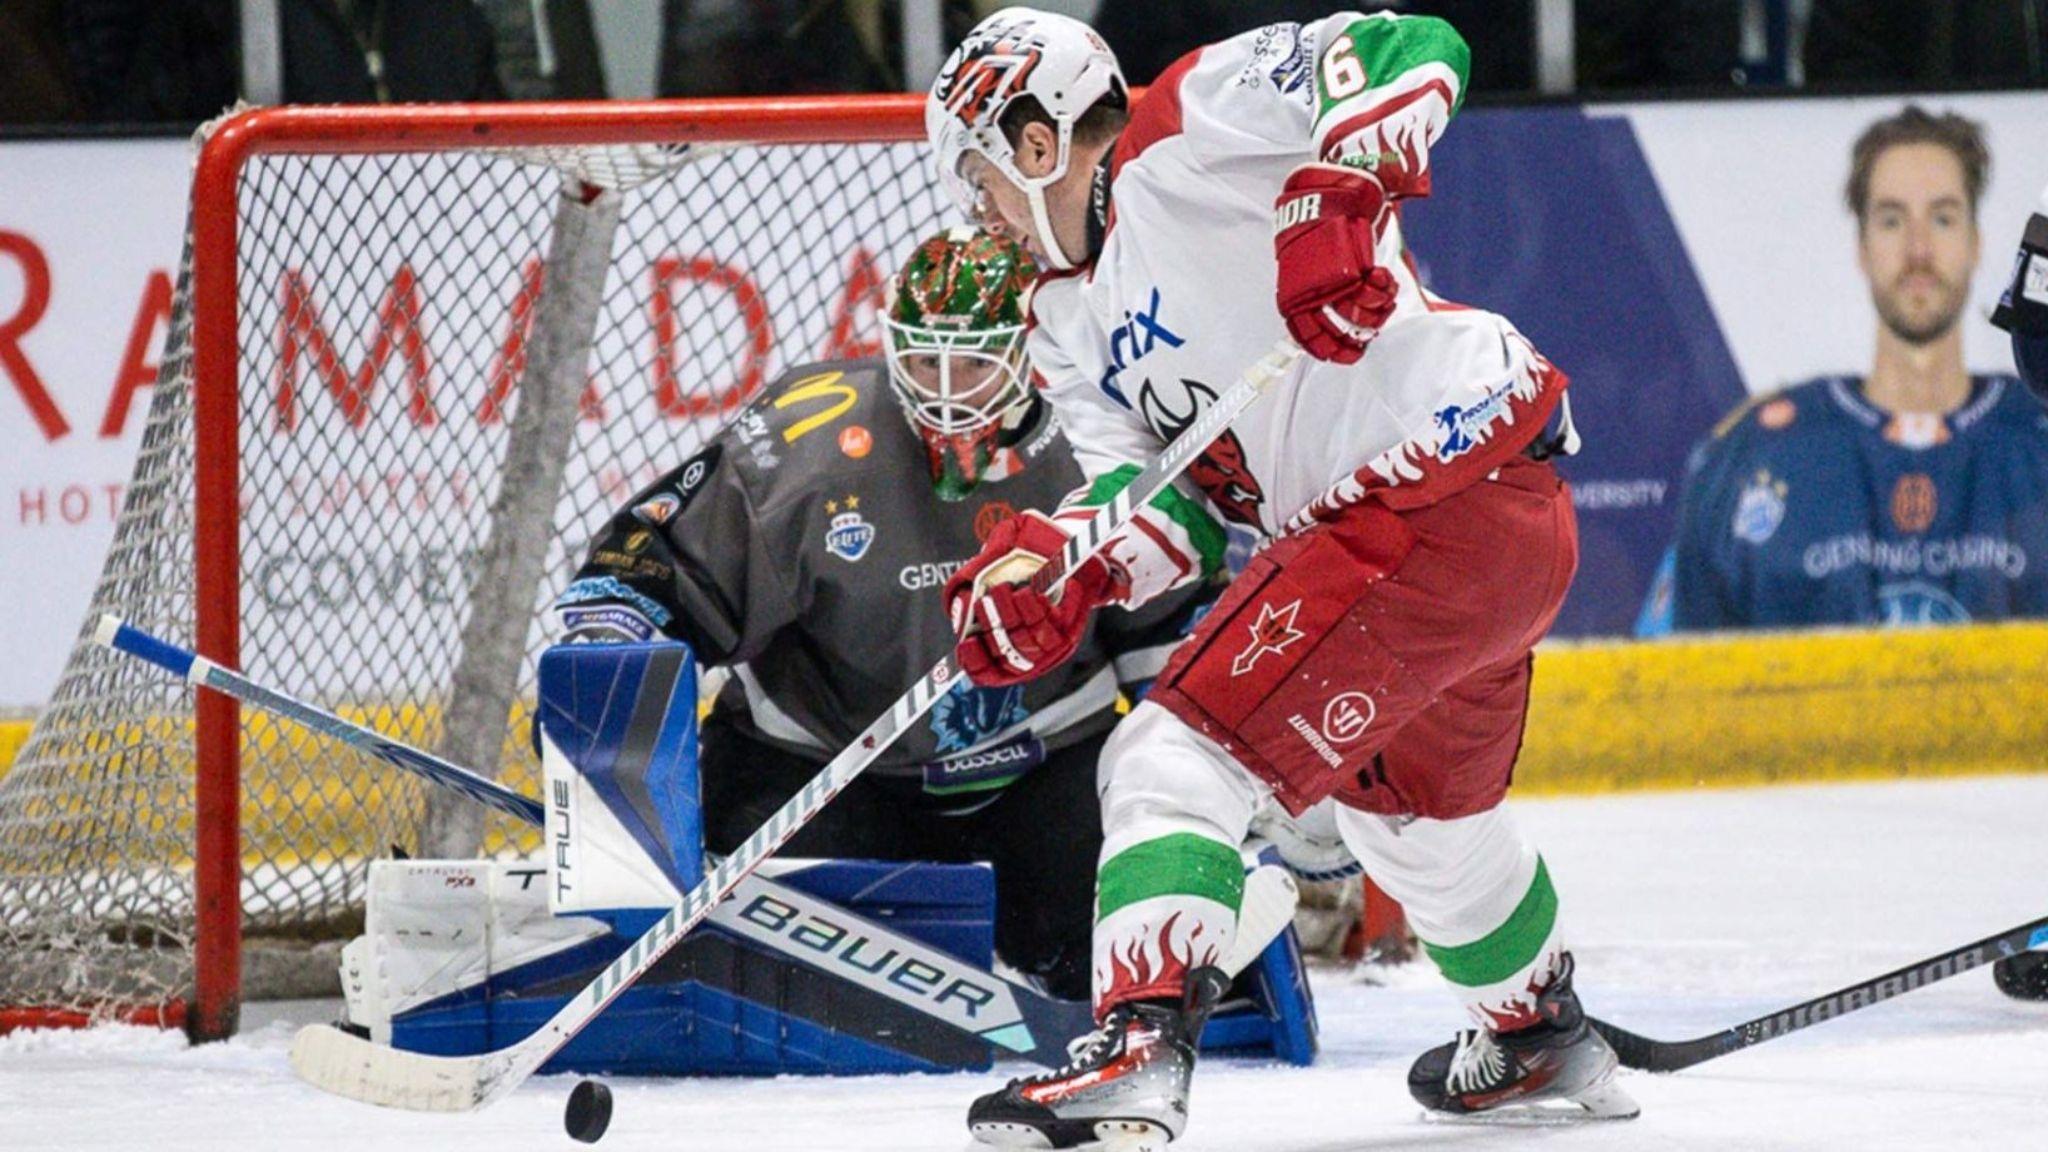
[0,96,940,1042]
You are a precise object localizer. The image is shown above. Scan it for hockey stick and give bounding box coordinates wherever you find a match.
[208,340,1303,1111]
[1591,913,2048,1073]
[95,616,1298,1070]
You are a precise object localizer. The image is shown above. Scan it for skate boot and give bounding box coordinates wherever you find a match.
[967,967,1230,1150]
[1407,953,1638,1124]
[1994,952,2048,1001]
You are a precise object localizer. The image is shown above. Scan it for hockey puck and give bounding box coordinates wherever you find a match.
[565,1078,613,1144]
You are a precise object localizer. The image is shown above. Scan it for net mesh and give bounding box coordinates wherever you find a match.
[0,115,948,1028]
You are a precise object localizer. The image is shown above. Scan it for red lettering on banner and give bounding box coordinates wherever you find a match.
[480,258,606,426]
[59,485,89,524]
[651,256,771,418]
[276,265,436,431]
[823,247,887,361]
[0,231,71,441]
[100,269,174,438]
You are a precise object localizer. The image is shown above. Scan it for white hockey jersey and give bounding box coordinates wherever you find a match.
[1035,12,1571,608]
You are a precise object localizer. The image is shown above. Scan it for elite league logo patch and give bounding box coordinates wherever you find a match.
[825,495,874,562]
[1232,599,1306,676]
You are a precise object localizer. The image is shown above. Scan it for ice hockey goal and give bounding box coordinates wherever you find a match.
[0,97,945,1040]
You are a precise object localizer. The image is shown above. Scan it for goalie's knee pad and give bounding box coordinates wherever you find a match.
[537,640,705,929]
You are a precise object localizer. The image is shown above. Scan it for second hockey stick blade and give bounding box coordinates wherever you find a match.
[1591,912,2048,1073]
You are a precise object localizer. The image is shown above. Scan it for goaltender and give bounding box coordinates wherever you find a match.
[551,228,1214,999]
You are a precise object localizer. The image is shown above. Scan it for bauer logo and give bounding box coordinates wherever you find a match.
[1321,690,1376,745]
[826,510,875,562]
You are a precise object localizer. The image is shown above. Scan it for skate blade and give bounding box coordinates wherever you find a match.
[1093,1119,1172,1151]
[1422,1081,1640,1127]
[964,1119,1170,1151]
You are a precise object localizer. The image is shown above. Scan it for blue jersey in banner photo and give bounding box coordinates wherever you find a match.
[1642,375,2048,632]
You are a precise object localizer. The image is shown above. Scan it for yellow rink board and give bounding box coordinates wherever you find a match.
[1514,620,2048,793]
[0,622,2043,867]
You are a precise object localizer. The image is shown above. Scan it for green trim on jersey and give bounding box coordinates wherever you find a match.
[1423,857,1559,988]
[1096,833,1246,921]
[1315,14,1471,121]
[1080,464,1229,579]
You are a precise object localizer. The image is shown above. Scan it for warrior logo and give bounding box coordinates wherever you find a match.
[1321,690,1376,744]
[1232,598,1305,676]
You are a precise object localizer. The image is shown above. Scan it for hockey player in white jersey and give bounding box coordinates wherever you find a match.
[924,8,1633,1146]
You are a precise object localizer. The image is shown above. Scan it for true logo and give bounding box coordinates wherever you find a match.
[1232,598,1306,676]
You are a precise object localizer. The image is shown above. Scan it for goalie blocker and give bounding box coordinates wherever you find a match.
[342,641,1319,1075]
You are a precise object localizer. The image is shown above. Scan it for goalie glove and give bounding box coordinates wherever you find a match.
[1273,162,1398,365]
[943,510,1128,687]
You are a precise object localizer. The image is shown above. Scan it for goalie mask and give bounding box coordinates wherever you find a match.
[884,227,1038,501]
[926,7,1124,271]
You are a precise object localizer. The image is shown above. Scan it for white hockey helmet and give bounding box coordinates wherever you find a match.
[925,7,1124,270]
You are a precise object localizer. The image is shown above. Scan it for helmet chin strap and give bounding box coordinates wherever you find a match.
[1026,182,1076,271]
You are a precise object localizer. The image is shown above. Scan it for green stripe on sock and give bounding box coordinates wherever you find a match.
[1096,833,1245,922]
[1423,857,1558,988]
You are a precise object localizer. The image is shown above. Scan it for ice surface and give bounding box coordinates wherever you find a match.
[7,775,2046,1151]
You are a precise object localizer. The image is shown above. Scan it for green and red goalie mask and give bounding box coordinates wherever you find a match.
[883,227,1039,500]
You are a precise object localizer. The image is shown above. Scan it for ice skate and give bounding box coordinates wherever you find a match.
[1408,953,1638,1124]
[966,968,1229,1150]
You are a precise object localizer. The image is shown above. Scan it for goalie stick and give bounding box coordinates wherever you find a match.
[1591,912,2048,1073]
[130,339,1305,1112]
[96,615,1299,1070]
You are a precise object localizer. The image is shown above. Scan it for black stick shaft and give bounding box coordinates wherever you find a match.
[1592,914,2048,1073]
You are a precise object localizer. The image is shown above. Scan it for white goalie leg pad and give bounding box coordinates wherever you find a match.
[347,860,613,1044]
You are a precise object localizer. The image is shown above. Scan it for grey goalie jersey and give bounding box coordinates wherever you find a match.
[556,359,1213,797]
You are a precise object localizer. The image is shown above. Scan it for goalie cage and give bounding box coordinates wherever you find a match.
[0,97,947,1041]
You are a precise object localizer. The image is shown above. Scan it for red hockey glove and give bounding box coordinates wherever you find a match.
[943,510,1127,687]
[1273,163,1398,365]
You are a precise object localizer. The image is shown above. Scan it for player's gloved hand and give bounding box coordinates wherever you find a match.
[943,510,1128,687]
[1273,162,1397,364]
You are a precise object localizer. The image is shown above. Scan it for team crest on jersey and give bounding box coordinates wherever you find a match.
[1232,599,1306,677]
[1188,430,1268,527]
[1891,474,1938,533]
[1732,470,1788,545]
[824,495,874,562]
[929,682,1031,754]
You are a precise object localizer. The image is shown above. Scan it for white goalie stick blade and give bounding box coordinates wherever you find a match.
[290,1022,502,1112]
[1219,864,1300,976]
